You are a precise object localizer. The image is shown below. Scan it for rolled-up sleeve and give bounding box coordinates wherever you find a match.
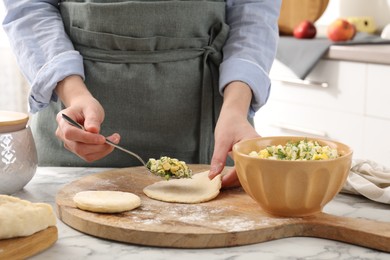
[221,0,281,116]
[2,0,84,113]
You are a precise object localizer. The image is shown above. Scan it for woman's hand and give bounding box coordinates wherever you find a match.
[54,75,120,162]
[209,81,260,187]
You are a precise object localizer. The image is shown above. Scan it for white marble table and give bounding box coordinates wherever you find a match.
[13,167,390,260]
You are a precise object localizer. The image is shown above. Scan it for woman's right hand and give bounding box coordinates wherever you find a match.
[54,75,120,162]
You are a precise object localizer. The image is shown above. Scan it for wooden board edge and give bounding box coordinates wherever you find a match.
[300,213,390,253]
[0,226,58,259]
[57,203,306,248]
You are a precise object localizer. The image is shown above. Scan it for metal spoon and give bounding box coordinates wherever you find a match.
[61,114,192,179]
[61,113,147,166]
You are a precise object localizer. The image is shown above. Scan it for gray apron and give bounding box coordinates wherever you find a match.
[31,0,229,167]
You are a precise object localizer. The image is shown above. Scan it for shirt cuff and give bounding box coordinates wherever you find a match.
[219,58,271,117]
[28,50,85,113]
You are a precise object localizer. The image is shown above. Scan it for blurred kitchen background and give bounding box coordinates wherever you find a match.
[255,0,390,168]
[1,0,390,167]
[0,3,29,113]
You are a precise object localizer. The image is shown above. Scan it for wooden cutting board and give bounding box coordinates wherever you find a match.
[56,165,390,251]
[279,0,329,35]
[0,226,58,259]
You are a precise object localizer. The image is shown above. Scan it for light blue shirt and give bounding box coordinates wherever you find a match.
[2,0,281,116]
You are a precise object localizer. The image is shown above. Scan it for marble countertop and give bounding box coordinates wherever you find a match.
[326,44,390,65]
[11,167,390,260]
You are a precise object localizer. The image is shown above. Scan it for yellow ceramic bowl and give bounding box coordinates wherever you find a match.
[233,136,353,217]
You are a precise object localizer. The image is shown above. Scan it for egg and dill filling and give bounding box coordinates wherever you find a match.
[146,156,192,180]
[248,139,340,161]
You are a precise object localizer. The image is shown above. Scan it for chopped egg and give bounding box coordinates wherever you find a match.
[248,139,340,161]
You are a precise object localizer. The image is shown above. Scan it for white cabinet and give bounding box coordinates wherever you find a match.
[256,100,365,159]
[255,59,390,168]
[269,60,366,114]
[363,64,390,166]
[366,64,390,120]
[363,117,390,165]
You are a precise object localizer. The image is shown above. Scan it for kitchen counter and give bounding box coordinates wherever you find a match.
[11,167,390,260]
[326,44,390,65]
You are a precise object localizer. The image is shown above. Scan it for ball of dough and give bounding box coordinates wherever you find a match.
[0,195,56,239]
[73,191,141,213]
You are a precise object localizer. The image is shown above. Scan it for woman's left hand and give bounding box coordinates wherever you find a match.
[208,81,260,188]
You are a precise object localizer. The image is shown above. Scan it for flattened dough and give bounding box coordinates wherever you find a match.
[73,190,141,213]
[0,195,56,239]
[143,171,222,203]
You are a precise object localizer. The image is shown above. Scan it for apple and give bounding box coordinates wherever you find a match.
[327,19,356,42]
[293,20,317,39]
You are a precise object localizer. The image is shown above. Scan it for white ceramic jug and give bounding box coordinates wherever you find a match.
[0,111,38,194]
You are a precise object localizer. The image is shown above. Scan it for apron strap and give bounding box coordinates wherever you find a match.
[199,22,229,163]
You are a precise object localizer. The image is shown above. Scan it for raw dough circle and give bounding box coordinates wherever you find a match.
[73,190,141,213]
[143,171,222,204]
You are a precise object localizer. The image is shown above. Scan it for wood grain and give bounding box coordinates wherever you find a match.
[278,0,329,35]
[56,165,390,251]
[0,226,58,260]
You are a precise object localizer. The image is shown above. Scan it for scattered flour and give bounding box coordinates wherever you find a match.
[124,203,295,232]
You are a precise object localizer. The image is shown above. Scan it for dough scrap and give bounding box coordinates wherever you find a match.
[73,190,141,213]
[0,195,56,239]
[143,170,222,203]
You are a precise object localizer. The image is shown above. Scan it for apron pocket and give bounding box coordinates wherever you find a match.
[70,26,209,51]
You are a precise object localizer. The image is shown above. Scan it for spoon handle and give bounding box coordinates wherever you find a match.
[61,113,147,166]
[104,138,147,166]
[62,113,84,130]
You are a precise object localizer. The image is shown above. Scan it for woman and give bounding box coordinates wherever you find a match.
[2,0,281,187]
